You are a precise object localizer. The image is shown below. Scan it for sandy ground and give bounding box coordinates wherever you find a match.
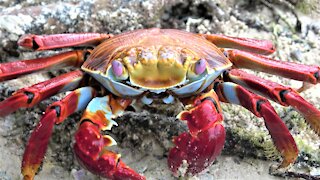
[1,0,320,179]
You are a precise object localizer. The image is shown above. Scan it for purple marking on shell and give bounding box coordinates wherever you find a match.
[111,60,123,76]
[195,59,206,74]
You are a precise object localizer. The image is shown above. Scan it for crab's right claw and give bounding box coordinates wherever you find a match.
[168,90,225,176]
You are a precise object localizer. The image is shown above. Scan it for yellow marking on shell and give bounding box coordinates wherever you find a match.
[123,57,134,72]
[183,56,192,69]
[118,46,199,89]
[124,55,189,89]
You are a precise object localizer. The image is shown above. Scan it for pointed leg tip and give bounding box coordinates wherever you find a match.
[23,175,33,180]
[113,164,146,180]
[285,91,320,136]
[0,96,25,117]
[22,167,36,180]
[279,158,295,169]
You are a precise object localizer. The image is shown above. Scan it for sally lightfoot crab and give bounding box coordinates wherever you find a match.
[0,28,319,179]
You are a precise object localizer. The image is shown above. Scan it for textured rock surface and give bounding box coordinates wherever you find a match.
[1,0,320,179]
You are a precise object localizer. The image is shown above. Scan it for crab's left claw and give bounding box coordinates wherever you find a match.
[168,90,225,176]
[74,121,144,180]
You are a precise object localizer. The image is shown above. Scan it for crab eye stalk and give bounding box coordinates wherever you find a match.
[111,60,128,80]
[187,59,207,80]
[195,59,206,75]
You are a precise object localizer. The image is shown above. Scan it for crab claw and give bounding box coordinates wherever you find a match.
[168,90,225,176]
[74,121,145,180]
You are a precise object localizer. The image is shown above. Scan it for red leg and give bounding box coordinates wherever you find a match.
[18,33,113,50]
[227,50,320,84]
[201,34,275,55]
[0,50,87,82]
[215,81,298,167]
[74,95,145,180]
[224,69,320,135]
[168,90,225,176]
[22,87,96,180]
[0,70,84,117]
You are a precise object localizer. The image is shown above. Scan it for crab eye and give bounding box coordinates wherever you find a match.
[187,59,207,80]
[195,59,206,75]
[112,60,123,76]
[111,60,128,80]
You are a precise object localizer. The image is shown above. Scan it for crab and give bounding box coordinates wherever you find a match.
[0,28,320,180]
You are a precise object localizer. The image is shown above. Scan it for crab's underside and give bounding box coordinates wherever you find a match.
[0,28,319,180]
